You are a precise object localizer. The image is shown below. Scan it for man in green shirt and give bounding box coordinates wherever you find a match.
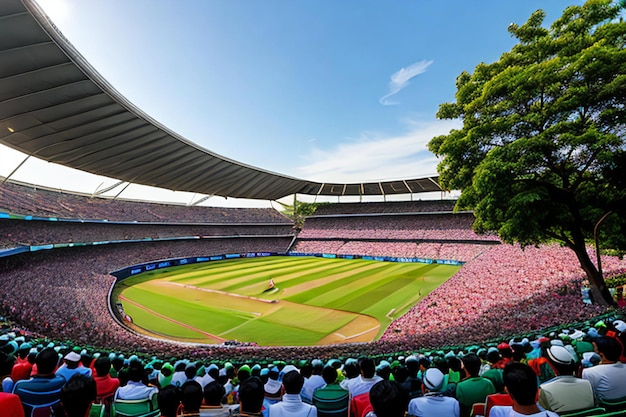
[312,366,349,417]
[455,354,496,417]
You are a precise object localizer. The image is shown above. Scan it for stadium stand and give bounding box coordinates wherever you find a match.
[1,185,626,416]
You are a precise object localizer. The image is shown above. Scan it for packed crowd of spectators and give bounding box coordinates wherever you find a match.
[1,236,624,364]
[312,200,458,215]
[378,244,625,348]
[290,241,492,262]
[0,181,290,223]
[1,311,625,417]
[0,182,625,369]
[298,214,498,242]
[0,219,294,250]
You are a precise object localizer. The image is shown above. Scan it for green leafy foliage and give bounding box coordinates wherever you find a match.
[428,0,626,306]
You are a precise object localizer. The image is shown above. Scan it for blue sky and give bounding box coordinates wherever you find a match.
[0,0,576,206]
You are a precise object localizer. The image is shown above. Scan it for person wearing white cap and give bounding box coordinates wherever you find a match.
[55,351,92,381]
[538,346,595,414]
[407,368,460,417]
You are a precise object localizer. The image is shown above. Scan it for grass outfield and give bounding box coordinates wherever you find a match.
[113,256,460,346]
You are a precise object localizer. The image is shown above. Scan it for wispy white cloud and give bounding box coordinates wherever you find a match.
[379,60,434,106]
[297,118,461,183]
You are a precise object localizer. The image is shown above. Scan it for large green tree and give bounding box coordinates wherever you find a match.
[428,0,626,306]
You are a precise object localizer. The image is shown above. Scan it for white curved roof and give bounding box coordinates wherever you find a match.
[0,0,443,200]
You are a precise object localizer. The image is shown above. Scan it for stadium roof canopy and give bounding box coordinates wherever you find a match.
[0,0,443,201]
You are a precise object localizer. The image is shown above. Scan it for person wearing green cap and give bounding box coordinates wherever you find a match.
[158,362,175,388]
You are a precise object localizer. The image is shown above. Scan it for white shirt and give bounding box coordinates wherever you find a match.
[269,394,317,417]
[115,381,158,401]
[302,375,325,402]
[582,362,626,402]
[489,405,559,417]
[408,393,460,417]
[346,375,383,397]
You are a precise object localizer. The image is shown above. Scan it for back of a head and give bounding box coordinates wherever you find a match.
[282,370,304,394]
[369,380,408,417]
[359,357,376,378]
[322,366,338,385]
[545,345,576,376]
[60,374,97,417]
[239,376,265,413]
[94,356,112,377]
[204,381,226,406]
[343,362,360,379]
[422,368,445,393]
[300,362,313,378]
[128,360,145,383]
[312,359,324,375]
[487,350,502,365]
[158,385,181,417]
[594,336,622,362]
[503,362,537,406]
[36,347,59,375]
[181,381,203,412]
[462,353,481,377]
[0,351,16,376]
[184,365,197,380]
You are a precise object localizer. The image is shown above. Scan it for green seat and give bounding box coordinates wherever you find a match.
[111,396,160,417]
[89,403,106,417]
[561,407,607,417]
[599,397,626,412]
[592,411,626,417]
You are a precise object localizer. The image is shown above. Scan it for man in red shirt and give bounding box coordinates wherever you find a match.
[93,356,119,404]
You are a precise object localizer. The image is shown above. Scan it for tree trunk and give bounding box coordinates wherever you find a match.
[570,239,616,307]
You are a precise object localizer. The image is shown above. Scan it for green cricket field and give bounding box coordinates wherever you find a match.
[113,256,460,346]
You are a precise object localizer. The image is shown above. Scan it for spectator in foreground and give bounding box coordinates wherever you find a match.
[582,335,626,402]
[201,381,230,417]
[489,363,559,417]
[93,356,120,402]
[312,365,349,417]
[0,391,25,417]
[114,360,158,401]
[269,370,317,417]
[365,380,407,417]
[12,347,65,416]
[346,357,382,398]
[157,385,181,417]
[538,345,594,414]
[1,351,16,393]
[56,351,92,381]
[232,377,265,417]
[57,374,97,417]
[455,353,496,417]
[407,368,459,417]
[180,380,204,417]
